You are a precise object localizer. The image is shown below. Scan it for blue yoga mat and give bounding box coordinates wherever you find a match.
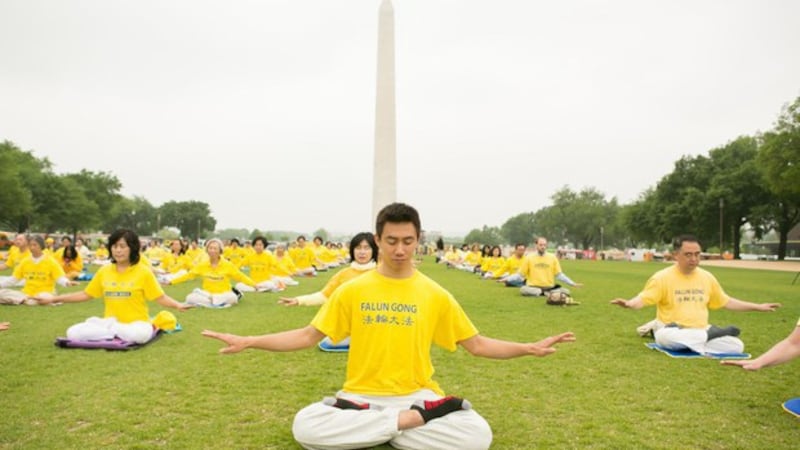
[318,336,350,353]
[782,398,800,418]
[645,342,750,359]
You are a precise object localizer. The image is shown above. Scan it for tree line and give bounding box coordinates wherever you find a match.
[2,96,798,258]
[463,95,800,260]
[0,140,216,240]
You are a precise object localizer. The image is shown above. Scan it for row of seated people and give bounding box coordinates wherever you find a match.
[0,230,376,347]
[0,232,352,310]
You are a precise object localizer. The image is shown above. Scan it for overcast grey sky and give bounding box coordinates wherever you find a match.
[1,0,798,236]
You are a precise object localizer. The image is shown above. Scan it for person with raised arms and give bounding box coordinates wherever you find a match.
[36,229,191,344]
[203,203,575,450]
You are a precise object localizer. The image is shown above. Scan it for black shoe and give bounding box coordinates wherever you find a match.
[232,287,243,300]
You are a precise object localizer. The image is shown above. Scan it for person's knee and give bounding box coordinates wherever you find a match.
[113,321,154,344]
[291,404,327,447]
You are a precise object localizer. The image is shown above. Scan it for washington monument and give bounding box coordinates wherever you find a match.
[372,0,397,222]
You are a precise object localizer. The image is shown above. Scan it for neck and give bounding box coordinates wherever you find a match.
[377,262,414,279]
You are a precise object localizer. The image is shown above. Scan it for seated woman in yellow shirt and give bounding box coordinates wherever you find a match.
[271,244,301,287]
[0,235,78,305]
[235,236,285,293]
[167,239,256,308]
[36,230,190,343]
[155,240,193,284]
[56,245,84,280]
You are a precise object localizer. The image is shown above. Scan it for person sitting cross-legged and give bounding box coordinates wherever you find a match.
[611,234,780,355]
[203,203,575,450]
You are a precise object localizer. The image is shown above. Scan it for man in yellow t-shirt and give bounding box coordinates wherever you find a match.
[203,203,574,450]
[612,234,781,355]
[517,237,582,297]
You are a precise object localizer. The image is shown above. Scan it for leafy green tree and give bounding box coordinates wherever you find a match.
[64,169,123,231]
[0,149,33,230]
[533,186,619,249]
[30,174,100,234]
[463,226,503,246]
[707,136,772,258]
[500,212,536,245]
[159,201,217,240]
[0,141,51,231]
[757,96,800,259]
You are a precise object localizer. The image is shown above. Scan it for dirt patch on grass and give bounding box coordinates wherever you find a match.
[699,259,800,273]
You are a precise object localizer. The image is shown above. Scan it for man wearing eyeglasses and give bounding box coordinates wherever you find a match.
[611,234,781,355]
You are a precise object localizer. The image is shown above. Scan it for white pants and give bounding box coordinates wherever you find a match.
[292,389,492,450]
[186,288,238,307]
[0,289,52,306]
[67,316,155,344]
[235,281,281,293]
[273,276,299,286]
[156,269,187,284]
[653,322,744,355]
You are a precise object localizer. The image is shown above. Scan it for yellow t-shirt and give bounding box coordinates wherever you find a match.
[12,255,66,296]
[289,246,316,270]
[56,253,83,274]
[171,258,255,294]
[241,251,277,283]
[463,251,481,266]
[321,266,374,298]
[4,247,31,269]
[160,253,192,274]
[639,265,729,329]
[84,262,164,323]
[185,247,204,264]
[94,246,110,260]
[482,256,505,274]
[519,253,561,287]
[223,246,248,268]
[497,255,524,278]
[311,270,478,396]
[272,255,298,277]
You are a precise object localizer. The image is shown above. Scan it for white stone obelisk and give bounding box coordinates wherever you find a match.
[372,0,397,223]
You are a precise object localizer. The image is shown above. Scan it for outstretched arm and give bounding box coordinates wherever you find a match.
[610,295,645,310]
[723,297,781,312]
[722,325,800,370]
[155,294,193,312]
[459,332,575,359]
[35,291,92,305]
[202,325,325,354]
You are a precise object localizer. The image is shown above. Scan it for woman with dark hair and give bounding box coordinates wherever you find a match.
[223,238,248,269]
[481,246,506,279]
[167,238,256,307]
[56,245,84,280]
[155,239,192,284]
[36,229,191,343]
[235,236,285,293]
[278,232,378,307]
[0,235,78,305]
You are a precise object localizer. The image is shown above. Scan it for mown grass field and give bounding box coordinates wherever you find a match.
[1,259,798,449]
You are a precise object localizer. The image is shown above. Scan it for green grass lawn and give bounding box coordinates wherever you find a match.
[1,259,797,449]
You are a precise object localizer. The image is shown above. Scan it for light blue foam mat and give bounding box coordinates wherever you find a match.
[318,336,350,353]
[645,342,750,359]
[782,398,800,418]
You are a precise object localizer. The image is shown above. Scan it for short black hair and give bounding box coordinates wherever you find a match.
[349,232,378,263]
[673,234,701,250]
[375,203,421,238]
[252,236,269,247]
